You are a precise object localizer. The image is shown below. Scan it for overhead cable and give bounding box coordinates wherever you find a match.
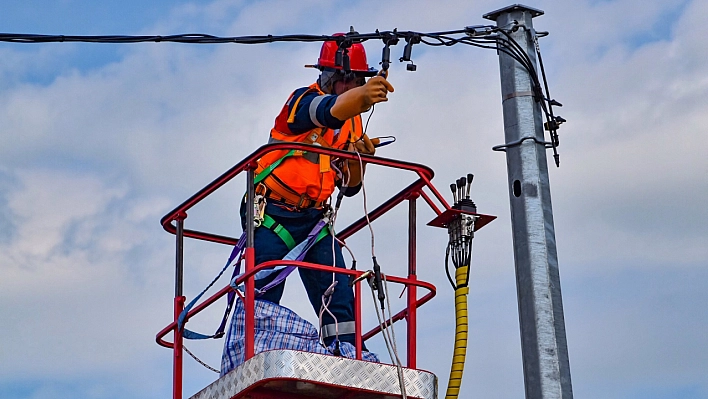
[0,25,564,164]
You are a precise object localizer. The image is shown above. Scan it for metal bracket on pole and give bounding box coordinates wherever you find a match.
[483,5,573,399]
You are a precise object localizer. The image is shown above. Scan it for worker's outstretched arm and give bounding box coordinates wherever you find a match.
[330,76,394,121]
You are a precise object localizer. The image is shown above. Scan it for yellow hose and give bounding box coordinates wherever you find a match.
[445,265,469,399]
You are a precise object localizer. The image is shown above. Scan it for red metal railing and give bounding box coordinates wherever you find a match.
[156,260,437,349]
[156,143,458,399]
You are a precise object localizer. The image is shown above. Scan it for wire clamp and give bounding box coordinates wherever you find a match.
[349,270,373,287]
[492,136,553,152]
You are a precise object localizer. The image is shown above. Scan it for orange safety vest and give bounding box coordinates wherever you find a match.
[256,82,364,206]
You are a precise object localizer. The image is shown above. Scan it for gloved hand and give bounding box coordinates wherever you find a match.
[331,77,395,121]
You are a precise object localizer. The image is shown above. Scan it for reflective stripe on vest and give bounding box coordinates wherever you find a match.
[256,82,366,202]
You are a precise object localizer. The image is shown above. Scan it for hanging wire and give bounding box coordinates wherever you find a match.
[369,279,397,362]
[383,274,407,399]
[184,345,220,374]
[355,145,407,396]
[356,151,376,258]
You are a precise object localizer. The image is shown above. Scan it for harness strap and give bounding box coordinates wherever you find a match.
[255,144,329,209]
[178,230,247,340]
[254,149,296,185]
[268,136,330,164]
[261,214,297,250]
[254,217,331,295]
[263,185,325,209]
[180,145,333,340]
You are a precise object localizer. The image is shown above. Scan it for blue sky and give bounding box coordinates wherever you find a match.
[1,1,707,398]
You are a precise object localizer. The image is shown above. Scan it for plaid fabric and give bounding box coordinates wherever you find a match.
[221,299,379,375]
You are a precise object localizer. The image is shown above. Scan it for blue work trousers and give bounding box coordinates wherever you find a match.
[241,200,359,348]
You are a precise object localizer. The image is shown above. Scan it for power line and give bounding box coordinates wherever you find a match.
[0,25,564,164]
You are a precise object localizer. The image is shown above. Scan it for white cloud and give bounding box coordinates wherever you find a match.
[0,169,173,381]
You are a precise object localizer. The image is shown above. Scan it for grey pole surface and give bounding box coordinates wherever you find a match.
[483,5,573,398]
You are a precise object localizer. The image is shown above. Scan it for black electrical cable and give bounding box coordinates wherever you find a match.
[363,104,375,136]
[530,28,561,166]
[463,37,536,76]
[464,241,472,284]
[496,33,540,84]
[0,25,564,164]
[0,26,545,95]
[501,27,562,163]
[491,27,563,165]
[445,243,456,290]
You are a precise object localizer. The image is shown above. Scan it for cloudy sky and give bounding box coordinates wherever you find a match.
[1,0,706,398]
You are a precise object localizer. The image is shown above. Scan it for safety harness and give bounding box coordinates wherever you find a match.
[256,83,364,208]
[178,84,367,341]
[177,149,334,341]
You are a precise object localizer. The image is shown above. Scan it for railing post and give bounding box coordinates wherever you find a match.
[173,215,186,399]
[245,166,256,360]
[407,196,418,369]
[484,5,573,398]
[355,282,363,360]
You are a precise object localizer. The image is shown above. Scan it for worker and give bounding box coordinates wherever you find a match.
[242,34,394,353]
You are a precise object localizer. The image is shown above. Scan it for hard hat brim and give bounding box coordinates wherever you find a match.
[314,65,379,77]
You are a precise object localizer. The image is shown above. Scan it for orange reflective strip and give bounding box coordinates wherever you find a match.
[287,88,314,124]
[320,154,331,173]
[286,83,325,124]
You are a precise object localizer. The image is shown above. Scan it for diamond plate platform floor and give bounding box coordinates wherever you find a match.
[190,350,438,399]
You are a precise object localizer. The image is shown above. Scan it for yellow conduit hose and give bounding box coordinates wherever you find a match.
[445,265,469,399]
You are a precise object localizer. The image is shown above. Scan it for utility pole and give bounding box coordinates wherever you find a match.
[483,5,573,399]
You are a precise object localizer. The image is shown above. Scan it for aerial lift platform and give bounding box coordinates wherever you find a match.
[156,143,495,399]
[0,4,572,398]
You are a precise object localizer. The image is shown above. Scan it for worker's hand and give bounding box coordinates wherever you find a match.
[343,134,376,187]
[331,77,395,121]
[353,134,376,155]
[361,76,395,108]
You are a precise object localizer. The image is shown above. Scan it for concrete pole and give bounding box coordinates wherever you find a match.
[483,5,573,399]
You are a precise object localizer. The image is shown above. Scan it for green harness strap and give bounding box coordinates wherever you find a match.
[254,149,330,249]
[261,214,330,250]
[261,214,297,249]
[314,227,330,244]
[254,149,296,185]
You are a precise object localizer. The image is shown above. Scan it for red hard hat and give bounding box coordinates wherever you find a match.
[315,33,377,76]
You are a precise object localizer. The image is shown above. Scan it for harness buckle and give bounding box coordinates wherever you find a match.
[253,194,266,227]
[297,193,313,210]
[322,205,333,224]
